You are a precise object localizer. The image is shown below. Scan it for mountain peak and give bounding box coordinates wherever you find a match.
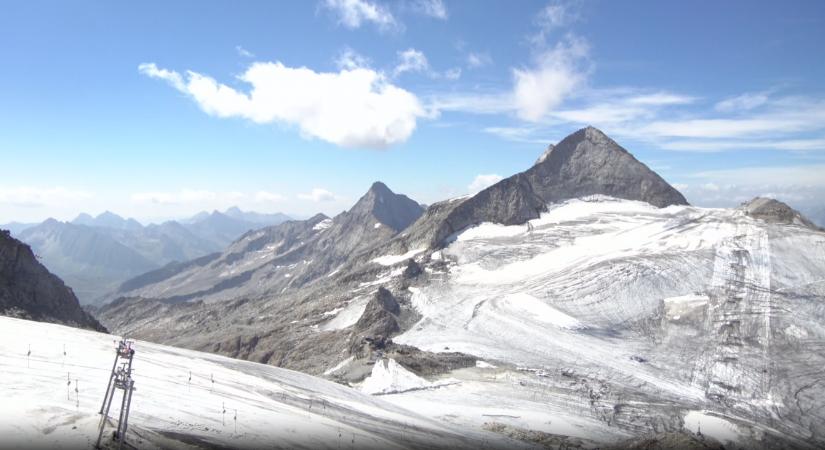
[348,182,424,232]
[369,181,391,193]
[742,197,820,229]
[528,126,686,208]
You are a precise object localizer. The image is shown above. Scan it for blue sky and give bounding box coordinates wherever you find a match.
[1,0,824,223]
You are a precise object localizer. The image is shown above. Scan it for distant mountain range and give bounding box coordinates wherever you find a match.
[105,181,425,304]
[1,208,290,304]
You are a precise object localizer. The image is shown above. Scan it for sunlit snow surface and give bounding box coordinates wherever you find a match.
[381,197,825,446]
[0,317,524,450]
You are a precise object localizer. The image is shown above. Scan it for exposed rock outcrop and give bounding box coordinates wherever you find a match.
[0,229,106,331]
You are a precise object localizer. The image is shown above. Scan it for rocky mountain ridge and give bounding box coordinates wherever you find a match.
[0,229,105,331]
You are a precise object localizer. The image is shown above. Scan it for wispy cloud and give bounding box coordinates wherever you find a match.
[335,47,371,70]
[131,189,244,205]
[321,0,397,30]
[512,35,590,122]
[139,62,427,149]
[254,191,286,202]
[236,45,255,58]
[529,0,581,46]
[0,186,92,207]
[394,48,430,76]
[466,52,492,69]
[410,0,447,20]
[714,91,769,112]
[676,164,825,212]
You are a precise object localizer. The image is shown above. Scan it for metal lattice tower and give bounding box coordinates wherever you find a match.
[96,339,136,449]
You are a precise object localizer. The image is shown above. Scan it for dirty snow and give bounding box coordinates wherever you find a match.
[371,247,426,266]
[0,316,519,450]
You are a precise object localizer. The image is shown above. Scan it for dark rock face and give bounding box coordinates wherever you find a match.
[524,126,688,208]
[742,197,821,230]
[0,229,106,332]
[389,126,688,250]
[354,287,401,338]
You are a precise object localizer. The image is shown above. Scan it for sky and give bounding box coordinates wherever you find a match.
[1,0,824,224]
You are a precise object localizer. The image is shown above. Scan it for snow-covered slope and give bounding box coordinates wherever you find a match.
[375,196,825,448]
[0,316,525,449]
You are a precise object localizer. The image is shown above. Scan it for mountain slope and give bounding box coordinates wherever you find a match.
[0,230,105,331]
[18,220,159,303]
[0,315,522,450]
[107,182,424,304]
[92,128,824,448]
[374,126,687,252]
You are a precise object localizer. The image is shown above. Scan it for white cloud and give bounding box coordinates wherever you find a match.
[443,67,461,80]
[674,165,825,213]
[138,63,185,91]
[715,92,769,112]
[236,45,255,58]
[298,188,337,202]
[131,190,243,205]
[512,36,590,121]
[660,137,825,152]
[530,1,580,46]
[254,191,286,202]
[554,104,649,125]
[394,48,430,76]
[626,92,695,106]
[468,174,504,193]
[483,126,554,144]
[140,62,426,149]
[691,164,825,187]
[322,0,396,30]
[537,1,577,31]
[335,48,371,70]
[411,0,447,19]
[466,52,492,69]
[0,187,92,207]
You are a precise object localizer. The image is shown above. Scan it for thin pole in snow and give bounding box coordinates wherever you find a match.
[62,344,66,367]
[67,372,71,401]
[27,344,30,368]
[188,371,191,393]
[75,379,79,410]
[210,373,214,393]
[233,409,237,434]
[222,402,226,426]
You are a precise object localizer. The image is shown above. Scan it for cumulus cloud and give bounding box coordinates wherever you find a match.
[139,62,426,149]
[512,36,590,121]
[0,186,92,207]
[322,0,396,30]
[411,0,447,19]
[468,174,504,193]
[298,188,337,202]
